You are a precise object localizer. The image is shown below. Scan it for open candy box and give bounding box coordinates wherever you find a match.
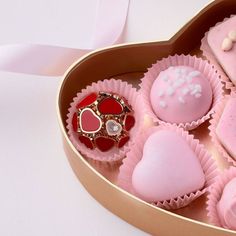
[57,0,236,235]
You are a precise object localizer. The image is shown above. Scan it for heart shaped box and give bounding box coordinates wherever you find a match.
[57,0,236,235]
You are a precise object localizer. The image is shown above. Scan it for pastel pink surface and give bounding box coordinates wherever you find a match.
[207,15,236,85]
[216,97,236,160]
[150,66,212,124]
[217,177,236,230]
[132,130,205,202]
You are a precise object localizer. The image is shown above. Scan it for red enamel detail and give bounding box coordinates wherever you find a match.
[95,136,115,152]
[72,113,78,132]
[98,97,123,115]
[79,108,101,133]
[124,115,135,131]
[76,93,97,109]
[118,136,129,148]
[78,135,94,149]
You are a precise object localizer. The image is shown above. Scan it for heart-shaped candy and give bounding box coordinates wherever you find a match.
[79,108,102,133]
[132,130,205,202]
[98,97,123,115]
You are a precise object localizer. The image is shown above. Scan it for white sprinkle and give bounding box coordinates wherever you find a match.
[194,84,202,92]
[158,90,164,97]
[188,84,195,90]
[195,93,201,98]
[166,87,175,96]
[161,74,169,82]
[159,101,167,108]
[180,68,187,74]
[190,84,202,95]
[172,78,185,88]
[182,87,189,95]
[177,74,184,80]
[175,68,181,74]
[186,76,193,83]
[191,88,199,95]
[178,96,185,104]
[188,71,201,78]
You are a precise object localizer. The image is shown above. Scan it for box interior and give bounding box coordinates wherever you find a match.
[57,1,236,235]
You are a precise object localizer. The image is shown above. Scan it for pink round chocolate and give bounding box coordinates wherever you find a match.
[217,177,236,230]
[131,130,205,202]
[150,66,212,123]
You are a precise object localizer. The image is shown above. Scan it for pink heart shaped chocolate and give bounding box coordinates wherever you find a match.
[132,130,205,202]
[79,108,102,133]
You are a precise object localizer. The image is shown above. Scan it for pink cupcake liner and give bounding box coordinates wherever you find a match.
[201,15,236,92]
[117,124,219,210]
[139,54,223,130]
[66,79,144,162]
[209,92,236,166]
[207,167,236,228]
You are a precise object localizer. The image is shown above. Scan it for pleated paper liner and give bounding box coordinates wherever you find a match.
[139,54,223,130]
[209,93,236,166]
[201,15,236,92]
[207,167,236,228]
[66,79,144,162]
[118,124,219,210]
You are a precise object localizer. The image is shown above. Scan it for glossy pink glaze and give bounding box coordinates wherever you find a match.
[217,177,236,230]
[216,98,236,160]
[131,130,205,202]
[150,66,212,124]
[207,16,236,85]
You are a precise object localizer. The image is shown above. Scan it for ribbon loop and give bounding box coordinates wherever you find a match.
[0,0,129,76]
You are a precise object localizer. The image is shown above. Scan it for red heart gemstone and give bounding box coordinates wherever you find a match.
[98,97,123,115]
[95,136,115,152]
[76,93,97,109]
[72,112,78,132]
[79,108,101,133]
[78,135,94,149]
[118,136,130,148]
[124,115,135,131]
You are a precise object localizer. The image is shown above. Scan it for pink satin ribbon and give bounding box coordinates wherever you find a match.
[0,0,129,76]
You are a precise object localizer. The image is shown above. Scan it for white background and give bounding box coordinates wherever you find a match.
[0,0,212,235]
